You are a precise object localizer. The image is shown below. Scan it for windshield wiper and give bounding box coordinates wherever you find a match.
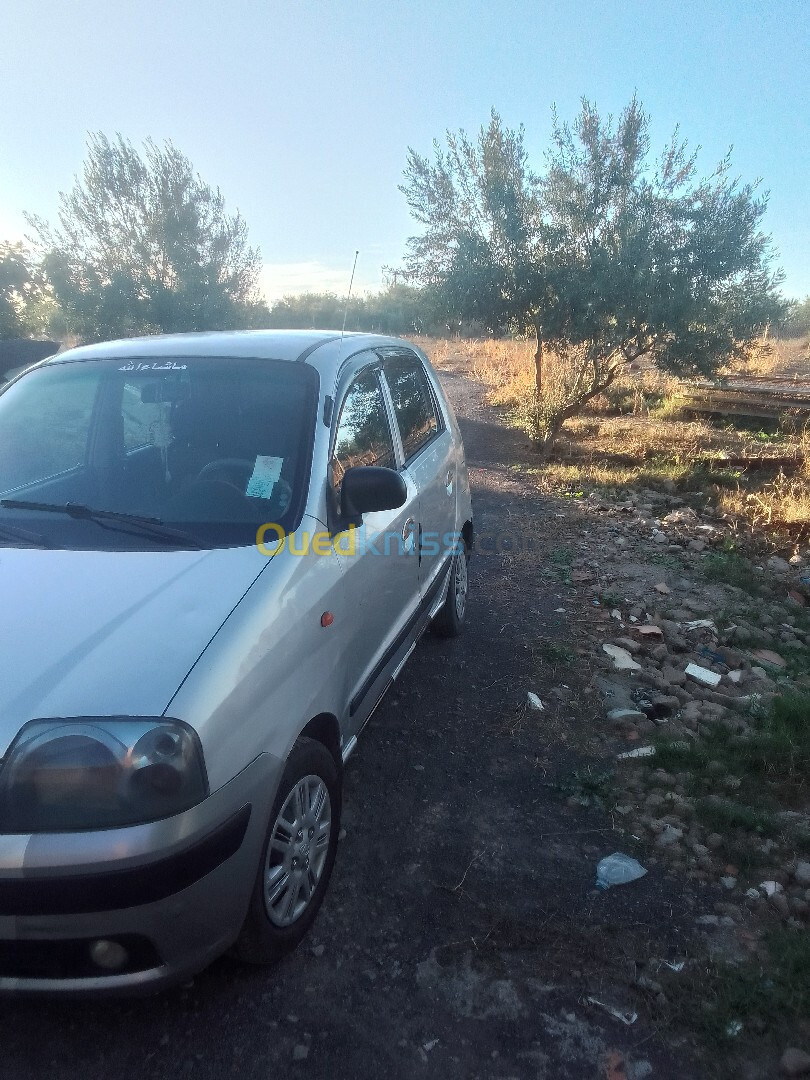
[0,521,54,548]
[0,500,204,548]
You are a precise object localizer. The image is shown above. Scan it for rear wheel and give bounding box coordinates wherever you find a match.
[233,738,341,964]
[433,540,469,637]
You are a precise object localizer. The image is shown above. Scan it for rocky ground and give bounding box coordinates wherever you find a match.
[0,360,808,1079]
[565,489,810,923]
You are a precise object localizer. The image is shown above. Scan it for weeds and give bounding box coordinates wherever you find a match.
[651,693,810,866]
[554,766,616,809]
[549,545,573,584]
[536,638,576,665]
[668,930,810,1050]
[657,692,810,800]
[701,550,755,589]
[599,590,625,609]
[694,798,780,839]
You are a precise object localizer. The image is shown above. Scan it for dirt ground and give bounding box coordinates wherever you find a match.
[0,363,725,1080]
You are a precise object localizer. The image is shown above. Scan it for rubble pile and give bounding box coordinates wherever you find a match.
[564,488,810,929]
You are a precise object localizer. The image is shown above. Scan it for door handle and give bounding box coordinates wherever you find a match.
[402,517,416,543]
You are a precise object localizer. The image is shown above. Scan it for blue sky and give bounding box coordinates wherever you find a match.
[1,0,807,301]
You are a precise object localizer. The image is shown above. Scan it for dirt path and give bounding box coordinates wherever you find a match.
[0,366,710,1080]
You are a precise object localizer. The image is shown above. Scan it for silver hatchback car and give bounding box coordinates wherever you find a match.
[0,330,472,994]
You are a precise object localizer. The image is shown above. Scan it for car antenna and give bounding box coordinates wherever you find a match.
[339,250,359,351]
[324,251,359,427]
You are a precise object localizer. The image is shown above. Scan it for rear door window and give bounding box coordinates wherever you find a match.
[382,352,440,462]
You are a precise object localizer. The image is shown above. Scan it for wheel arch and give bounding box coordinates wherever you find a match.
[461,519,473,553]
[299,712,342,766]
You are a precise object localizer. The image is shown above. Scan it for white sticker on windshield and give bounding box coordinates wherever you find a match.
[246,456,283,499]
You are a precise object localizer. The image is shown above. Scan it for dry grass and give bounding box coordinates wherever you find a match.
[420,335,810,542]
[418,336,537,406]
[720,335,810,377]
[717,468,810,539]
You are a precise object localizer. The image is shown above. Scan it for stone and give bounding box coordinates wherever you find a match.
[780,1047,810,1076]
[750,648,787,669]
[293,1045,310,1061]
[662,508,698,526]
[607,707,647,725]
[654,582,671,595]
[650,692,680,713]
[770,893,791,919]
[706,833,724,850]
[613,636,643,654]
[602,643,641,671]
[661,665,687,687]
[794,861,810,887]
[762,879,786,898]
[767,555,791,574]
[685,662,722,687]
[720,876,737,890]
[687,539,707,553]
[655,824,684,848]
[717,646,744,667]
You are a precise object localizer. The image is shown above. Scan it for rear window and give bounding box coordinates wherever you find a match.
[383,352,440,461]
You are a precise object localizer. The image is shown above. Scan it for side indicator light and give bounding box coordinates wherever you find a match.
[321,612,334,627]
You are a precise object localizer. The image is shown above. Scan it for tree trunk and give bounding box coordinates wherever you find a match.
[536,420,564,460]
[533,328,543,398]
[534,360,623,459]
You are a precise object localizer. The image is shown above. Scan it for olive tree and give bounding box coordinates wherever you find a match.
[0,243,42,338]
[27,134,263,341]
[400,111,548,341]
[400,98,786,450]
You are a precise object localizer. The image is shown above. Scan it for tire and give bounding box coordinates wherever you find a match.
[432,540,469,638]
[233,737,341,965]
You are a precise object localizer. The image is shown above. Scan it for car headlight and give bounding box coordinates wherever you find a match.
[0,718,208,832]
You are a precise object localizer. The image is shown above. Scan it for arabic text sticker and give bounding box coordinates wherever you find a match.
[246,456,283,499]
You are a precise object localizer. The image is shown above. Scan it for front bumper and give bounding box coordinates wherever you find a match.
[0,752,282,995]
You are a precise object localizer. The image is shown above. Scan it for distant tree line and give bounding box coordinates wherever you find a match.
[264,283,475,337]
[782,297,810,338]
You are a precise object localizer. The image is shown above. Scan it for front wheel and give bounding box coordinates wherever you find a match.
[433,540,469,637]
[233,738,341,964]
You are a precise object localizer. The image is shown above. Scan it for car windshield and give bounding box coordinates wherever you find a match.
[0,355,318,550]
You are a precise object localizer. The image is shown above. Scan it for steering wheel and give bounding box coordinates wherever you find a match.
[194,458,293,512]
[195,458,255,491]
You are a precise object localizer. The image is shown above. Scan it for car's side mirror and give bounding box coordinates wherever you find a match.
[340,466,407,522]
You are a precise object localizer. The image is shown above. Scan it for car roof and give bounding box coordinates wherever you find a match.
[48,329,414,367]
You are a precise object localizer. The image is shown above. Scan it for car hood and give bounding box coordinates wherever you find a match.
[0,545,268,756]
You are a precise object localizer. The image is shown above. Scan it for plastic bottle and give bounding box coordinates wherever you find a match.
[595,852,647,890]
